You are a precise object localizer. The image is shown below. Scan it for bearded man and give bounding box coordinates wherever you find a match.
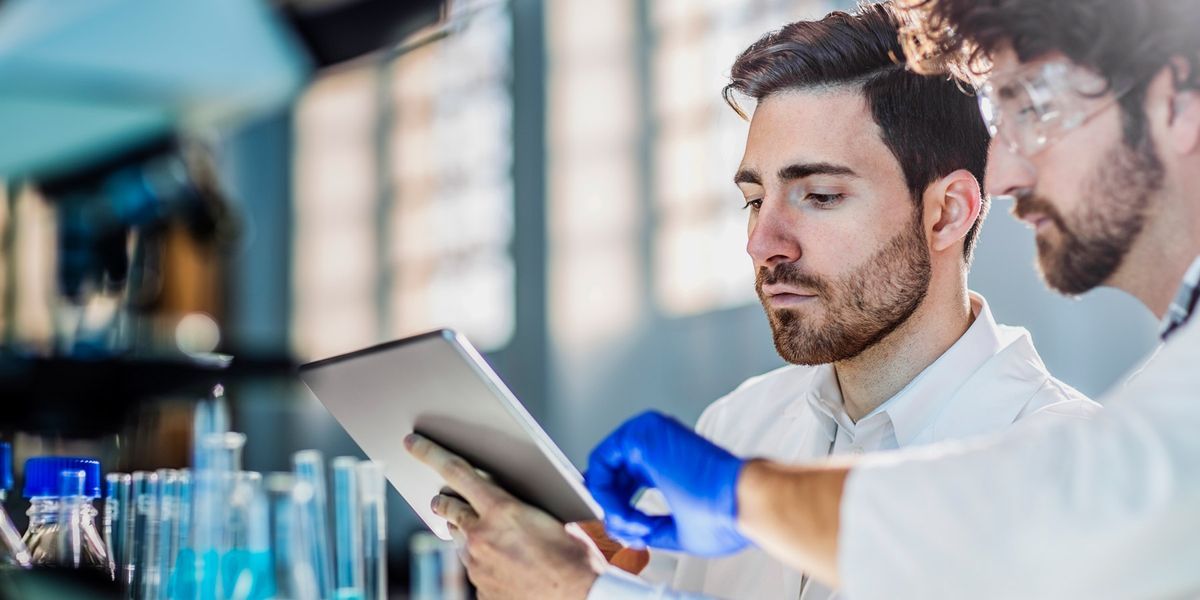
[404,4,1100,600]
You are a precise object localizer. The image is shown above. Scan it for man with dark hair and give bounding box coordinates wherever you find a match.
[578,0,1200,599]
[403,3,1097,599]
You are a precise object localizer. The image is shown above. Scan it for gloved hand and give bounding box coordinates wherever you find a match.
[585,410,750,556]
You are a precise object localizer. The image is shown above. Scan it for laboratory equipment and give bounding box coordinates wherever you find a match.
[356,461,386,600]
[332,457,363,600]
[104,473,133,588]
[292,450,334,599]
[194,431,246,599]
[0,443,30,568]
[22,457,107,571]
[225,470,271,600]
[131,470,159,595]
[145,469,181,600]
[266,473,319,600]
[409,532,466,600]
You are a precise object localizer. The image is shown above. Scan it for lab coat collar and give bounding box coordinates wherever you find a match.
[792,292,1015,447]
[797,365,842,444]
[886,292,1008,446]
[1159,255,1200,340]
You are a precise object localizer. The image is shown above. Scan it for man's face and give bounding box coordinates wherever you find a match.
[984,49,1164,295]
[737,89,931,366]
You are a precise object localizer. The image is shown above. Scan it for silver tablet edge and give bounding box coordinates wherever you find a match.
[445,330,604,521]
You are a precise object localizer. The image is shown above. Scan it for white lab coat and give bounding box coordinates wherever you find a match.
[838,305,1200,599]
[588,293,1100,599]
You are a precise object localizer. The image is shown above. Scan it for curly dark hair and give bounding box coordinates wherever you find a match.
[896,0,1200,141]
[725,2,991,262]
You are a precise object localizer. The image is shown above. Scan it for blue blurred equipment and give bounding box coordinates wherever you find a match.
[21,457,108,571]
[586,411,750,556]
[0,443,30,568]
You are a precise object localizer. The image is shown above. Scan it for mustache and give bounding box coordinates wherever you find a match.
[1010,190,1068,231]
[756,262,828,295]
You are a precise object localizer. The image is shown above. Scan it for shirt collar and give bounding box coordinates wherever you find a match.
[801,364,844,442]
[802,292,1005,446]
[1159,255,1200,341]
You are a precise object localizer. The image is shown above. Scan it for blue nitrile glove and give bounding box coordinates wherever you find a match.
[585,410,749,556]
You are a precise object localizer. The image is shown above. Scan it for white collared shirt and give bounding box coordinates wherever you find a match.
[588,293,1099,600]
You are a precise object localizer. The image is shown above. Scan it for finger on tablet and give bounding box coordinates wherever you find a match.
[432,493,481,531]
[406,433,502,511]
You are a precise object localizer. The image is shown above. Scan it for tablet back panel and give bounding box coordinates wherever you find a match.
[299,329,601,540]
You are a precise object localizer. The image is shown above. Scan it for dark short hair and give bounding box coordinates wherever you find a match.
[897,0,1200,143]
[725,1,991,262]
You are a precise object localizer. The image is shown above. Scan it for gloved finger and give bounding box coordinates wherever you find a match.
[604,514,678,551]
[587,458,652,521]
[587,411,685,485]
[638,515,682,551]
[603,505,669,541]
[586,429,657,500]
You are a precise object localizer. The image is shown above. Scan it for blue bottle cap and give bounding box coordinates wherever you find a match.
[23,457,102,498]
[0,443,11,492]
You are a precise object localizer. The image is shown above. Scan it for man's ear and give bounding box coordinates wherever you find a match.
[1168,91,1200,155]
[1164,58,1200,155]
[925,169,983,255]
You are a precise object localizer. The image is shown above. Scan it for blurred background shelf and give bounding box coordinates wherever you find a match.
[0,355,295,436]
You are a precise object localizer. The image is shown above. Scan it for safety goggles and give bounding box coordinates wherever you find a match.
[978,61,1126,158]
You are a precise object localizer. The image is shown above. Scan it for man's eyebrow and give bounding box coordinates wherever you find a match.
[778,162,858,181]
[734,168,761,185]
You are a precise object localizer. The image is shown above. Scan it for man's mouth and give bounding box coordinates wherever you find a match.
[1020,213,1053,232]
[761,285,818,307]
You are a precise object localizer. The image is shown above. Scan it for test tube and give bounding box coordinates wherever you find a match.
[410,533,465,600]
[225,471,270,600]
[130,471,158,596]
[267,473,319,600]
[150,469,180,600]
[292,450,334,600]
[171,469,193,600]
[56,469,87,569]
[332,457,363,599]
[356,461,386,600]
[198,431,246,599]
[134,470,159,600]
[440,535,466,600]
[105,473,132,588]
[245,473,271,600]
[189,387,231,600]
[192,386,230,472]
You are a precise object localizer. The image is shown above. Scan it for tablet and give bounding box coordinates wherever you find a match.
[298,329,602,540]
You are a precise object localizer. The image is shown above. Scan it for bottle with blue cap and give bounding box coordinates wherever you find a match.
[21,456,109,572]
[0,443,31,568]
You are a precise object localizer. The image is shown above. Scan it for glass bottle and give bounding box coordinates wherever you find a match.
[0,443,30,568]
[22,457,108,573]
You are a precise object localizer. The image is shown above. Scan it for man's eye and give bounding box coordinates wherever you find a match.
[1015,104,1040,121]
[742,199,762,211]
[808,193,845,208]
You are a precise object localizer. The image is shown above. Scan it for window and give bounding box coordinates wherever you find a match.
[546,0,642,346]
[292,1,515,359]
[651,0,840,316]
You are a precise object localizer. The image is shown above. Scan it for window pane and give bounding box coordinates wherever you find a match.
[652,0,838,316]
[293,1,516,358]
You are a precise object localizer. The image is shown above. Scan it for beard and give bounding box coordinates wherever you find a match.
[1013,128,1164,296]
[757,211,932,366]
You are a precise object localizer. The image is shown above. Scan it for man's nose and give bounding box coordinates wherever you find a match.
[984,140,1038,199]
[746,199,802,270]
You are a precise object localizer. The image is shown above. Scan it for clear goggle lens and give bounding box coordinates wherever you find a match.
[977,61,1110,157]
